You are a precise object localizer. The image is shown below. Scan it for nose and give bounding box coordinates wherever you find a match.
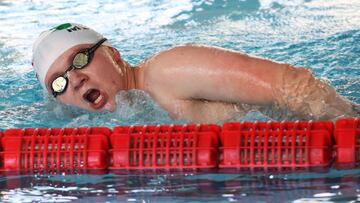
[67,70,89,90]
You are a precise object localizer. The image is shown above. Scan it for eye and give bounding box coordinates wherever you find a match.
[52,77,67,93]
[73,52,89,68]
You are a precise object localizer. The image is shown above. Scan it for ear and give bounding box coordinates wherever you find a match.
[108,47,121,62]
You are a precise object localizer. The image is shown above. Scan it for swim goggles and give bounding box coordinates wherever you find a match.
[51,38,107,97]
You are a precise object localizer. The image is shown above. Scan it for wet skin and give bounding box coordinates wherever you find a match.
[45,44,358,123]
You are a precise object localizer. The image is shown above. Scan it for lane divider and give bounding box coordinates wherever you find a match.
[219,121,333,170]
[109,124,220,169]
[335,118,360,166]
[0,118,358,172]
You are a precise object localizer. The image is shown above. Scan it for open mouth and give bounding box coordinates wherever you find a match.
[83,88,106,109]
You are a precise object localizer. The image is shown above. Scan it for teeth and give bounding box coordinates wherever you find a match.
[94,94,103,105]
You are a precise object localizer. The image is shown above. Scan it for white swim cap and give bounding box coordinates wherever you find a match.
[32,23,111,89]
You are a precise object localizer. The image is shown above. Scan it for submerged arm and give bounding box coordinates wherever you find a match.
[273,65,357,120]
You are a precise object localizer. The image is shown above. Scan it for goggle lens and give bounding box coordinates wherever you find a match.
[52,76,67,93]
[73,52,89,68]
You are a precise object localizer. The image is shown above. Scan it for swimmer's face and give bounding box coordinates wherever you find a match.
[44,45,125,112]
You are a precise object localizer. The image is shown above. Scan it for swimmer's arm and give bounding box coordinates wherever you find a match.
[164,99,248,123]
[148,44,284,105]
[273,65,357,119]
[149,44,357,120]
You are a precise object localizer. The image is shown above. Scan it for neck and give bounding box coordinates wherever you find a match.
[123,62,144,90]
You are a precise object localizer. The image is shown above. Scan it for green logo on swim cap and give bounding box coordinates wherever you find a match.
[50,23,89,33]
[53,23,72,30]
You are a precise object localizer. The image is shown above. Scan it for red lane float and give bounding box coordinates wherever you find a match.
[110,124,220,169]
[335,118,360,166]
[0,118,358,172]
[1,127,111,171]
[219,121,333,170]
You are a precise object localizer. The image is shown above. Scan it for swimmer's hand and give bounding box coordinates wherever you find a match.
[352,104,360,116]
[273,65,357,120]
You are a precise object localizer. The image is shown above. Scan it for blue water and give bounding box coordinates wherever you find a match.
[0,0,360,202]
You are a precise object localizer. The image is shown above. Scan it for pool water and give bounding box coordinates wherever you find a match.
[0,0,360,202]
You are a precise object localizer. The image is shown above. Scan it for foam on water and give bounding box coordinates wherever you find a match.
[65,90,183,127]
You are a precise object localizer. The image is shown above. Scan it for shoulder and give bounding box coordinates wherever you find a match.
[152,43,223,58]
[139,43,211,75]
[142,43,231,68]
[137,44,208,99]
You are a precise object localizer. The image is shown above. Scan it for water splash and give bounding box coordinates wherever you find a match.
[63,90,186,127]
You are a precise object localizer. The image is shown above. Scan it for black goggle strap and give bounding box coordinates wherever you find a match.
[88,38,107,54]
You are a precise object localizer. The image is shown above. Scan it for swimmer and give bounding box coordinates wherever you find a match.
[32,23,359,123]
